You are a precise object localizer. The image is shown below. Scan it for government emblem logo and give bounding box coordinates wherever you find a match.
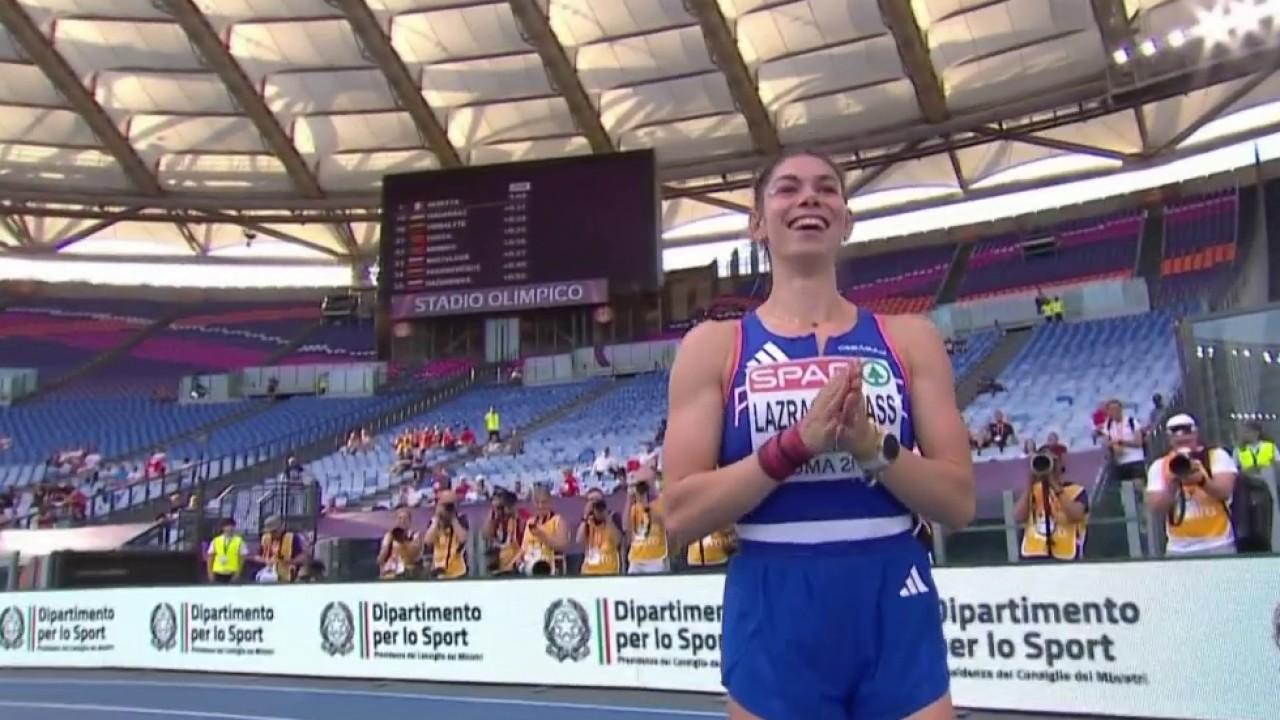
[0,605,24,650]
[544,599,590,663]
[150,603,177,651]
[320,602,354,657]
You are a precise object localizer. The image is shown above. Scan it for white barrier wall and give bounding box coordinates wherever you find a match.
[1,557,1278,720]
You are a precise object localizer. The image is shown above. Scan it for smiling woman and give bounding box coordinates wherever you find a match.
[658,150,976,720]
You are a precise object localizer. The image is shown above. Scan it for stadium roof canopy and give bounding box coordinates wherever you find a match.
[0,0,1278,270]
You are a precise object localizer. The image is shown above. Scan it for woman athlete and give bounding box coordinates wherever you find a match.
[661,150,975,720]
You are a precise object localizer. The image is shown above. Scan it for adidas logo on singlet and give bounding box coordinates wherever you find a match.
[745,341,790,368]
[898,565,930,598]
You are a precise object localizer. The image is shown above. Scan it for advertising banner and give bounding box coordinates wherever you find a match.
[1,557,1278,720]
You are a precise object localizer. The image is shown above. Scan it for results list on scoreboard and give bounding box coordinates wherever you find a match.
[387,181,533,294]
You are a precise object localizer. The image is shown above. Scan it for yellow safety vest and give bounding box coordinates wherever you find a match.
[485,411,500,433]
[628,501,668,563]
[686,530,733,567]
[581,523,621,576]
[1237,441,1276,471]
[1020,484,1088,561]
[210,535,243,575]
[1160,452,1232,546]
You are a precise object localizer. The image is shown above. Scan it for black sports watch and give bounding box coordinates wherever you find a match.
[858,433,900,475]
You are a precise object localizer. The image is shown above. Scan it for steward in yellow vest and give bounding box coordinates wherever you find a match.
[1236,421,1276,472]
[207,519,246,583]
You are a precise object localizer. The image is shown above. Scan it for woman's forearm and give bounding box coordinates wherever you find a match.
[660,454,778,545]
[876,451,975,529]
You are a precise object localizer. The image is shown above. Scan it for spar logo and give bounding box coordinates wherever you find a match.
[862,359,892,387]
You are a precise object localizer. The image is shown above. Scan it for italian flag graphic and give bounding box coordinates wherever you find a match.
[595,598,612,665]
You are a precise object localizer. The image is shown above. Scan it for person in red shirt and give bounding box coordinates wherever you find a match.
[561,470,580,498]
[1091,403,1107,443]
[459,427,476,446]
[441,428,455,449]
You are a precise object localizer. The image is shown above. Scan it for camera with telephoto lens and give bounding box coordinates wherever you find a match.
[1168,452,1196,479]
[633,481,649,496]
[590,498,607,523]
[1029,452,1055,476]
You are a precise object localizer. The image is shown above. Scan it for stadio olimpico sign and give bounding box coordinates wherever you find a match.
[391,279,608,318]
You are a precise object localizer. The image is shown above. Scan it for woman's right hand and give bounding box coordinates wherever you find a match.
[795,366,855,456]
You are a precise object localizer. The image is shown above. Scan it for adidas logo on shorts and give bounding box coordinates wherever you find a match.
[898,565,929,597]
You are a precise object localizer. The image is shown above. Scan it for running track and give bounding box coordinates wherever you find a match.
[0,669,1107,719]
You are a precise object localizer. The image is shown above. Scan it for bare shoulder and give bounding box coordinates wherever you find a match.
[670,320,737,383]
[877,313,946,366]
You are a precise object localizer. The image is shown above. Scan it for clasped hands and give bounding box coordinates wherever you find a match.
[795,360,881,462]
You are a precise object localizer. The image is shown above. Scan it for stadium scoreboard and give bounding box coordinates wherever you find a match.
[379,150,659,319]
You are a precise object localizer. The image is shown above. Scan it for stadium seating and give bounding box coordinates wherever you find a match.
[950,329,999,380]
[962,311,1182,457]
[0,396,242,466]
[1154,191,1238,309]
[0,299,169,385]
[841,243,955,314]
[278,321,376,364]
[957,211,1143,300]
[302,381,603,508]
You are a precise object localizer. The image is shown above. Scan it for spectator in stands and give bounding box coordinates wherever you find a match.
[256,516,307,583]
[578,488,622,575]
[483,490,522,576]
[459,426,477,447]
[1234,421,1276,475]
[1147,393,1166,432]
[207,518,247,584]
[1145,413,1238,556]
[506,430,524,456]
[654,417,666,445]
[468,477,491,503]
[517,485,568,575]
[511,479,529,502]
[980,411,1016,452]
[1102,400,1145,482]
[484,406,501,443]
[625,469,668,574]
[1014,450,1088,561]
[426,490,468,580]
[1090,402,1108,442]
[379,508,424,580]
[145,449,166,479]
[1023,432,1068,469]
[592,447,625,487]
[557,468,579,497]
[344,429,362,455]
[284,453,304,481]
[943,337,954,355]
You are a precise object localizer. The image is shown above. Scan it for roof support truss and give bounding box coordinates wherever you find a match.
[52,212,134,251]
[1,214,32,246]
[508,0,613,153]
[176,222,204,255]
[877,0,949,124]
[1152,63,1280,156]
[332,0,462,166]
[685,0,780,154]
[975,127,1135,161]
[160,0,359,257]
[0,0,162,194]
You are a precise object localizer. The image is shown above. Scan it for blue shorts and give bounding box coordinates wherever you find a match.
[721,533,949,720]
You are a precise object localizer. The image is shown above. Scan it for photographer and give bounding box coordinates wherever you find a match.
[625,469,669,574]
[424,490,468,579]
[516,485,568,575]
[378,508,424,580]
[1145,413,1238,556]
[482,490,522,576]
[1014,448,1089,561]
[577,488,622,575]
